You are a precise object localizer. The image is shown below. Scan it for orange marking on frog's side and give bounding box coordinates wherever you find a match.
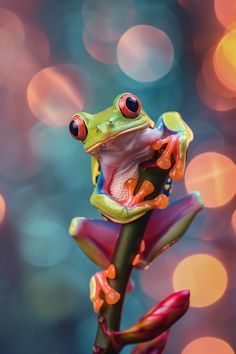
[90,264,120,313]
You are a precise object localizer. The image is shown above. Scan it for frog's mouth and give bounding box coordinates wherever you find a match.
[85,123,148,154]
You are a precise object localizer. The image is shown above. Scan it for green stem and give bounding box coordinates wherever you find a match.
[93,167,169,354]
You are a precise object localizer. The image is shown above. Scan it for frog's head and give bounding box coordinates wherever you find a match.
[69,93,154,154]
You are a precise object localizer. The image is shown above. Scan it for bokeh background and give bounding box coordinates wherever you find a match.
[0,0,236,353]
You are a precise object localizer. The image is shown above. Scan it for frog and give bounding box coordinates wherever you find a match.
[69,92,193,224]
[69,92,198,313]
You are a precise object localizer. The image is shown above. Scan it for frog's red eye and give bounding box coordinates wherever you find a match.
[118,93,142,118]
[69,115,87,141]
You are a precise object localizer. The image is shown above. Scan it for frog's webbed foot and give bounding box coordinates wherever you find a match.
[122,178,169,210]
[90,264,120,313]
[152,134,187,181]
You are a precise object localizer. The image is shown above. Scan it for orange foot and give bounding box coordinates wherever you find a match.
[122,178,169,210]
[152,135,185,180]
[90,264,120,313]
[132,240,145,267]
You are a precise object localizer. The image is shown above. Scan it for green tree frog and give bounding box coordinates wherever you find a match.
[69,92,193,224]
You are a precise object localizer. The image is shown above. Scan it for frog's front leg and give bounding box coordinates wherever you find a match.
[91,179,169,224]
[90,186,153,224]
[153,112,193,180]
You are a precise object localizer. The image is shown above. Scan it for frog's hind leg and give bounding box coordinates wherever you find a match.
[136,192,204,269]
[69,217,121,269]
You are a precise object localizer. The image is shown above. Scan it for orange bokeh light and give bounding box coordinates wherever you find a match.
[173,254,228,307]
[214,28,236,93]
[214,0,236,28]
[27,64,85,126]
[0,195,6,224]
[203,50,235,98]
[185,152,236,208]
[196,70,236,111]
[196,48,236,111]
[182,337,234,354]
[232,210,236,235]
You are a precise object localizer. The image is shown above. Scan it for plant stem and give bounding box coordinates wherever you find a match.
[93,167,169,354]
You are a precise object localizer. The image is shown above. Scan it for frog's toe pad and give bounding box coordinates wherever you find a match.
[106,289,120,305]
[90,265,120,313]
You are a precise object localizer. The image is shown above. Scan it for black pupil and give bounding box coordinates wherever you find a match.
[69,120,78,137]
[126,97,139,112]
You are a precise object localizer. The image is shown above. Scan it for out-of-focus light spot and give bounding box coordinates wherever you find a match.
[134,3,182,61]
[185,152,236,208]
[82,0,136,42]
[27,64,85,126]
[2,23,50,88]
[232,210,236,235]
[214,0,236,28]
[83,29,117,64]
[173,254,228,307]
[0,8,24,71]
[197,70,236,111]
[117,25,174,82]
[214,29,236,93]
[203,50,235,98]
[0,195,6,224]
[19,219,73,267]
[182,337,234,354]
[196,53,236,112]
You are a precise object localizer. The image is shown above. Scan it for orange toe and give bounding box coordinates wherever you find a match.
[90,265,121,313]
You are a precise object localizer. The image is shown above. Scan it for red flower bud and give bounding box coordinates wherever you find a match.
[100,290,190,351]
[132,331,168,354]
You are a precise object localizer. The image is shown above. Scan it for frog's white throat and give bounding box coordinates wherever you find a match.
[96,127,160,203]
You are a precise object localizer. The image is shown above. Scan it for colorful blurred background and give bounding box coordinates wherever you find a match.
[0,0,236,353]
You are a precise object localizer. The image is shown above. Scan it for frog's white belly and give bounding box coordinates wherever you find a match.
[97,127,160,203]
[109,164,139,202]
